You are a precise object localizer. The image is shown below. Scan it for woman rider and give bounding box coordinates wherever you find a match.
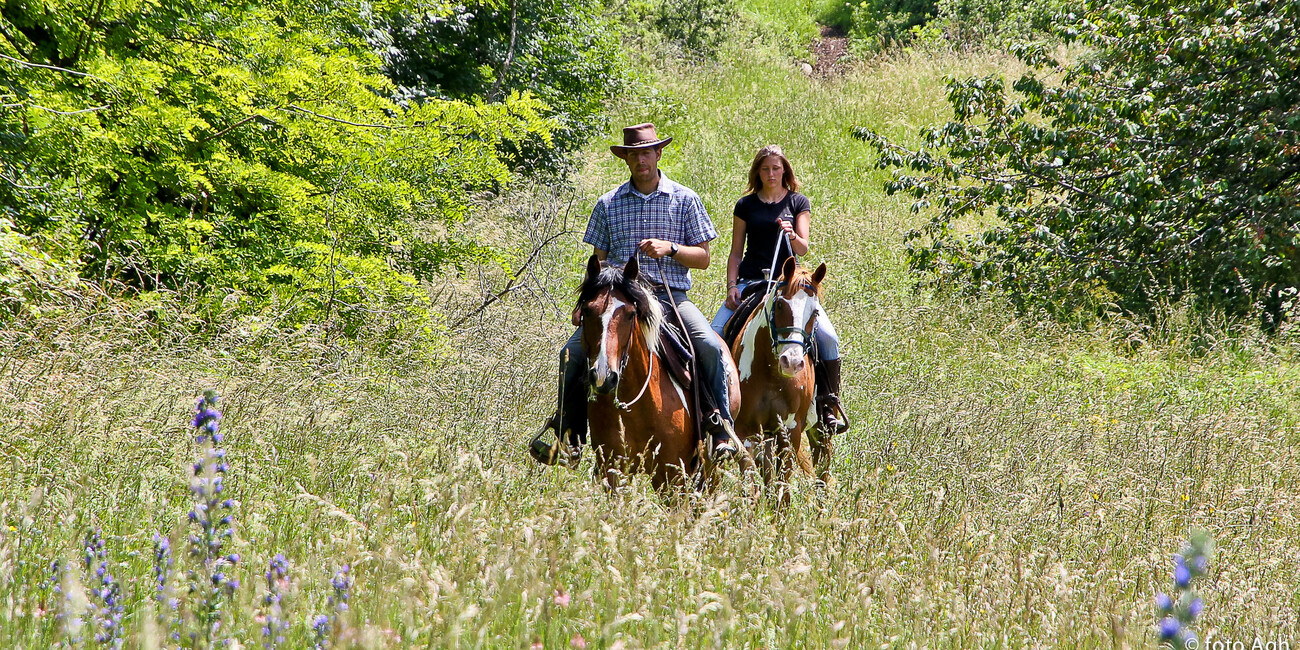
[710,144,849,434]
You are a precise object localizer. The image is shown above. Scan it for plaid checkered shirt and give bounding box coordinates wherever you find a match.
[584,171,718,291]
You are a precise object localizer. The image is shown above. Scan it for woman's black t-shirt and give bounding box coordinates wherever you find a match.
[734,191,811,281]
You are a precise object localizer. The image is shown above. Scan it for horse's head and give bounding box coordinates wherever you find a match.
[576,254,663,396]
[766,257,827,378]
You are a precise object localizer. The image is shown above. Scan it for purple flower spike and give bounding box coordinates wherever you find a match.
[262,555,290,649]
[1155,592,1172,611]
[1173,560,1191,588]
[1159,616,1181,640]
[1188,597,1203,618]
[187,391,239,648]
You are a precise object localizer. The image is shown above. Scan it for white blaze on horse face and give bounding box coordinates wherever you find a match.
[592,296,627,389]
[774,290,817,377]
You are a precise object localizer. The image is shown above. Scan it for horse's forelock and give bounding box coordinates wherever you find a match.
[781,266,820,298]
[578,262,663,352]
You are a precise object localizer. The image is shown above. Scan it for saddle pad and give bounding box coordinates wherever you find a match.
[656,320,694,391]
[722,281,774,349]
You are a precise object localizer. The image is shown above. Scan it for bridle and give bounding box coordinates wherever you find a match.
[762,282,816,356]
[761,226,816,356]
[586,286,654,412]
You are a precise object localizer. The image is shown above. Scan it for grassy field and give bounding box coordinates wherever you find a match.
[2,7,1299,648]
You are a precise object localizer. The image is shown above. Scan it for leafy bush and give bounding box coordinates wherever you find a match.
[819,0,1065,51]
[818,0,939,50]
[857,0,1300,329]
[0,0,552,334]
[928,0,1067,47]
[653,0,740,58]
[0,218,80,320]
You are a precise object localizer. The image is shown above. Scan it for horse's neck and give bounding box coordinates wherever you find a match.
[742,298,779,360]
[625,321,654,377]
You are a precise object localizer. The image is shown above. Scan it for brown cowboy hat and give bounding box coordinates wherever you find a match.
[610,123,672,158]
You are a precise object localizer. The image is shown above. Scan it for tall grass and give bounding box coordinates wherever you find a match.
[1,13,1298,649]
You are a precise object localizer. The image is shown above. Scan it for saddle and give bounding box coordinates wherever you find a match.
[721,281,775,349]
[656,320,694,391]
[654,319,731,416]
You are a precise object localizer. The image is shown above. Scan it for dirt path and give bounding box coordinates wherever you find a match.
[810,25,849,76]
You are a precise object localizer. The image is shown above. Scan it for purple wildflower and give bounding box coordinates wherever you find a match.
[1154,530,1214,650]
[262,555,290,649]
[329,566,351,614]
[1159,616,1181,640]
[311,565,351,648]
[1192,554,1208,574]
[82,528,123,647]
[311,613,332,649]
[1173,557,1191,588]
[152,534,180,641]
[187,390,239,647]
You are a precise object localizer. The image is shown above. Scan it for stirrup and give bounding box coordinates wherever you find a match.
[528,417,581,467]
[704,412,738,461]
[818,396,849,435]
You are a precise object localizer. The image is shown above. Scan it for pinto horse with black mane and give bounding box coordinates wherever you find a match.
[728,257,830,501]
[575,254,743,491]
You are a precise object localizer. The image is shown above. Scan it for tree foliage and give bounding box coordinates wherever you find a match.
[819,0,938,48]
[370,0,626,169]
[857,0,1300,328]
[0,0,553,333]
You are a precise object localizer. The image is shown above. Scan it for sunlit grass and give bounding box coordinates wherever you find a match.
[1,13,1299,649]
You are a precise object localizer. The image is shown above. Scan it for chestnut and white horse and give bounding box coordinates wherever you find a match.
[730,257,828,503]
[577,254,743,491]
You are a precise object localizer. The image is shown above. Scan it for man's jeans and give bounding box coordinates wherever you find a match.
[558,288,732,444]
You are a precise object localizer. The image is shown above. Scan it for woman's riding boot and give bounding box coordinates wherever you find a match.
[815,359,850,435]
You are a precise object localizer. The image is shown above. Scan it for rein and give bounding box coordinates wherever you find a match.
[614,330,654,411]
[653,255,705,447]
[761,228,814,354]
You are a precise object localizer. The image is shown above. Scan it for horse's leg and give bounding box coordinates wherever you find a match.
[593,446,625,492]
[808,422,834,486]
[756,429,778,490]
[728,425,763,503]
[775,426,796,510]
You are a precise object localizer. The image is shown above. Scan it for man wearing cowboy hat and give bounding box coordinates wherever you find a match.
[531,122,740,464]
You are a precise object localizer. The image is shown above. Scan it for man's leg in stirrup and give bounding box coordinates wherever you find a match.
[530,329,587,466]
[669,293,739,460]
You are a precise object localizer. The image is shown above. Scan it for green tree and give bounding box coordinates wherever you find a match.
[857,0,1300,328]
[0,0,552,333]
[371,0,626,170]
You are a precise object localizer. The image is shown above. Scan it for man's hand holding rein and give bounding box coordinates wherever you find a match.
[637,238,710,269]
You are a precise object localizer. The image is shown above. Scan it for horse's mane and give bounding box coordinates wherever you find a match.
[781,265,821,298]
[578,263,664,354]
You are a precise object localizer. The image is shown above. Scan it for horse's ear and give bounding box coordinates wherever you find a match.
[812,262,827,285]
[780,256,796,282]
[585,254,601,284]
[625,253,640,283]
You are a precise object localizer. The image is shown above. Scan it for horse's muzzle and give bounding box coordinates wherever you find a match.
[588,367,619,395]
[777,348,806,378]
